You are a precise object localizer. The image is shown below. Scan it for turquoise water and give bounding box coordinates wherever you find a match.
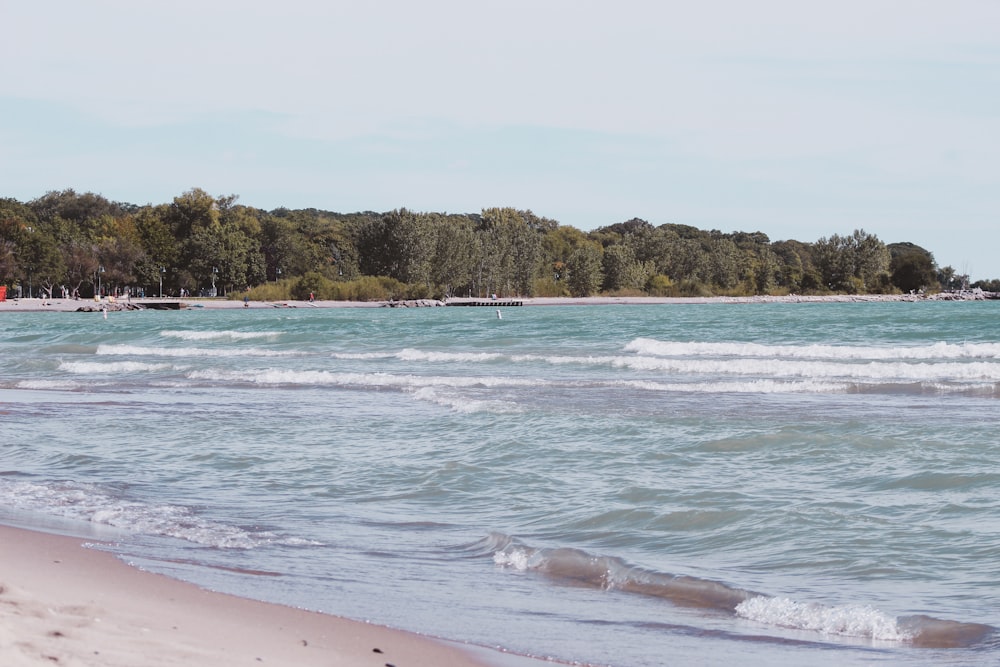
[1,302,999,666]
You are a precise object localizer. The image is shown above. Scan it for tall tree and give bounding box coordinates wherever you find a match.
[431,215,477,297]
[888,242,937,293]
[602,243,650,292]
[476,208,542,296]
[567,242,604,296]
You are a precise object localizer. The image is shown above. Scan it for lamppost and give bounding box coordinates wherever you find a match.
[159,267,165,298]
[97,265,105,298]
[212,266,218,296]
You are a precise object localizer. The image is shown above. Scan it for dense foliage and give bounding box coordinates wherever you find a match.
[0,188,978,301]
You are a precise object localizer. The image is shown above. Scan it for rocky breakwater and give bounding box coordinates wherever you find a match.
[75,301,146,312]
[382,299,446,307]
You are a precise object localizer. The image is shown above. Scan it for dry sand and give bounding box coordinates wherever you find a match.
[0,524,511,667]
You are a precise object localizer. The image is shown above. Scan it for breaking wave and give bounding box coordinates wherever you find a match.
[489,536,994,648]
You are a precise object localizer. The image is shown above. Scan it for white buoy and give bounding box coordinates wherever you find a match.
[496,309,502,319]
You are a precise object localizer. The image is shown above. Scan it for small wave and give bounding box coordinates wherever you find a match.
[161,330,282,341]
[614,355,1000,383]
[735,597,994,648]
[493,539,757,611]
[396,349,506,363]
[187,368,550,390]
[97,344,296,358]
[491,536,994,648]
[619,379,848,394]
[735,597,912,642]
[625,338,1000,361]
[330,352,395,360]
[60,361,174,374]
[0,478,319,550]
[410,387,524,414]
[16,379,83,390]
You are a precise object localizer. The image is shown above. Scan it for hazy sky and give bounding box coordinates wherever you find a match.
[3,1,998,278]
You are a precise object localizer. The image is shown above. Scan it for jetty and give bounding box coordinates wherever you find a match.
[446,299,523,307]
[138,301,187,310]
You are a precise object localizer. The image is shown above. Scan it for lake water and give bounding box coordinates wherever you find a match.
[1,301,998,666]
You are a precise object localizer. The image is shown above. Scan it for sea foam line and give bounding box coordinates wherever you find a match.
[614,356,1000,382]
[160,330,282,341]
[186,368,551,390]
[60,360,175,374]
[0,478,319,550]
[375,346,1000,383]
[97,344,297,358]
[626,338,1000,361]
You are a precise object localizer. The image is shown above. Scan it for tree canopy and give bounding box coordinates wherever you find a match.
[0,188,981,300]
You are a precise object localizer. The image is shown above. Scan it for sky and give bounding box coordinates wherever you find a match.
[2,0,998,279]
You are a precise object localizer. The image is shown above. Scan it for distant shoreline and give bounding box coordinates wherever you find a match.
[0,291,995,313]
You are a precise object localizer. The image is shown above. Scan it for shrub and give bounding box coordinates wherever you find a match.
[292,272,333,300]
[645,274,675,296]
[532,277,569,297]
[241,281,291,301]
[676,280,714,297]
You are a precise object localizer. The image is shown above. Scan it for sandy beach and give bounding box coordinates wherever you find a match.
[0,523,512,667]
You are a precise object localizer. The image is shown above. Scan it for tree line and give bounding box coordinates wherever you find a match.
[1,188,989,302]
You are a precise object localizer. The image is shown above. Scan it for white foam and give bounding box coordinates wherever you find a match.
[330,352,395,360]
[612,355,1000,382]
[187,368,549,390]
[493,546,534,571]
[625,338,1000,361]
[97,344,296,358]
[396,349,506,363]
[16,379,83,390]
[619,379,848,394]
[0,478,319,549]
[735,596,913,642]
[160,330,282,341]
[59,360,174,374]
[410,387,523,414]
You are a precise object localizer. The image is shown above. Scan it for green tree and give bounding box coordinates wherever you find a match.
[707,238,741,290]
[431,215,477,297]
[475,208,542,297]
[567,242,604,296]
[813,229,889,293]
[888,243,937,293]
[356,209,437,287]
[602,243,650,292]
[21,225,65,297]
[0,198,38,285]
[167,188,219,241]
[134,205,179,292]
